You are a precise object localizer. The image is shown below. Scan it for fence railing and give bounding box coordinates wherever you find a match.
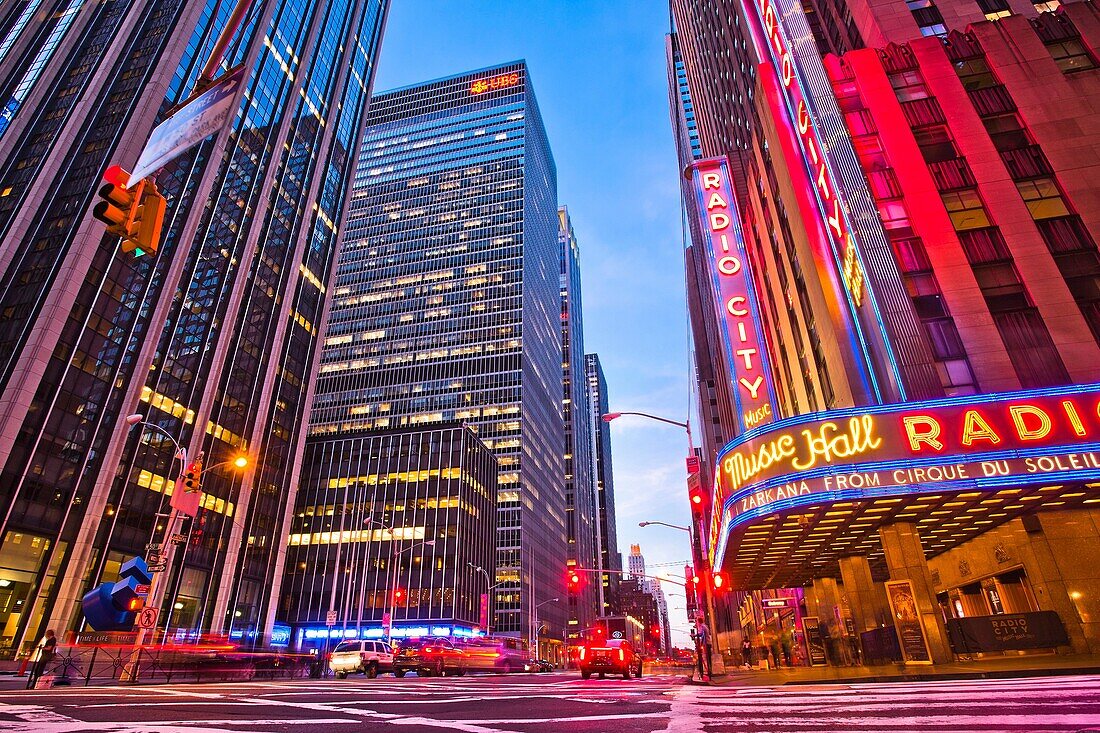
[41,645,313,686]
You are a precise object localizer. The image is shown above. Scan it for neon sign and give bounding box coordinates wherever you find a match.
[757,0,865,307]
[690,157,778,431]
[470,72,519,95]
[713,384,1100,554]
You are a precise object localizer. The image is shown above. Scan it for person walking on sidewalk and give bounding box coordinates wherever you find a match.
[740,636,753,669]
[26,629,57,689]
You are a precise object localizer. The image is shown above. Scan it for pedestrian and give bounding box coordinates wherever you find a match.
[26,629,57,689]
[740,636,753,669]
[694,618,713,679]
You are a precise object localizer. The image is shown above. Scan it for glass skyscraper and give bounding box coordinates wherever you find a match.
[585,353,622,615]
[559,207,599,646]
[0,0,387,656]
[307,62,568,643]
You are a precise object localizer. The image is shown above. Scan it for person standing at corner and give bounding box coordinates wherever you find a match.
[26,629,57,689]
[694,617,713,679]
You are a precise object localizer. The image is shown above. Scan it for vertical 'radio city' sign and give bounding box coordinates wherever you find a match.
[690,157,778,432]
[755,0,865,307]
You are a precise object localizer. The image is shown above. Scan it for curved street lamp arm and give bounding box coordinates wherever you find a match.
[604,411,688,430]
[639,521,691,533]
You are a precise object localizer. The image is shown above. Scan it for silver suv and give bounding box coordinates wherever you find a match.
[329,639,394,679]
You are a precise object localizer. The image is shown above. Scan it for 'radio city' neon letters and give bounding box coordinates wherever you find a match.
[692,158,777,431]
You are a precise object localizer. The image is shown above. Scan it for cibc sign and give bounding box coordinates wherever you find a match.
[715,383,1100,535]
[689,157,778,432]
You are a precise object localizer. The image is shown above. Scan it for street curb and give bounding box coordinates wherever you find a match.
[701,665,1100,687]
[779,665,1100,685]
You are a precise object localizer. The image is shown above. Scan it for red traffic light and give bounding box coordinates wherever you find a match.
[393,587,406,603]
[712,571,730,593]
[127,597,144,612]
[104,164,130,188]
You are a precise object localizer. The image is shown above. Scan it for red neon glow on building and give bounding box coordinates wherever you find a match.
[756,0,865,307]
[470,72,520,95]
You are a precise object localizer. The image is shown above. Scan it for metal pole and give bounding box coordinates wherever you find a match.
[197,0,255,86]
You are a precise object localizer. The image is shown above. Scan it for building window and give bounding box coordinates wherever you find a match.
[1044,39,1097,73]
[1016,178,1071,220]
[954,58,999,91]
[914,126,959,163]
[992,310,1070,387]
[890,70,930,102]
[976,0,1012,20]
[941,189,991,231]
[1033,0,1061,12]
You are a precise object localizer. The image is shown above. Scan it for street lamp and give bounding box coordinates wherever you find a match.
[639,521,691,532]
[468,562,505,636]
[388,538,435,644]
[532,597,559,661]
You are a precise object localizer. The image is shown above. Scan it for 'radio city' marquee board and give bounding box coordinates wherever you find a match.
[716,384,1100,530]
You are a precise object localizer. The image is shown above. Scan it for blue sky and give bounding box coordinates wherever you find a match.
[373,1,697,644]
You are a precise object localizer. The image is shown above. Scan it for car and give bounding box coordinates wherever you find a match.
[392,638,467,677]
[329,640,394,679]
[458,636,530,673]
[523,658,554,672]
[578,639,642,680]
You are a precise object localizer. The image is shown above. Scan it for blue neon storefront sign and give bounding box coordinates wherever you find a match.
[713,384,1100,564]
[299,624,482,641]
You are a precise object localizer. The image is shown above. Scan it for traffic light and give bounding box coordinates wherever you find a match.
[566,567,582,594]
[393,587,406,605]
[182,459,203,493]
[91,165,166,257]
[682,471,708,517]
[711,570,730,594]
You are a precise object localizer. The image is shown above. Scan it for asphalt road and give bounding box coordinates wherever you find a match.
[0,670,1098,732]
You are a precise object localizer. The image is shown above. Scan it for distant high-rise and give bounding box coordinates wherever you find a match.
[585,353,621,615]
[625,544,670,655]
[0,0,387,656]
[559,207,600,644]
[304,62,567,648]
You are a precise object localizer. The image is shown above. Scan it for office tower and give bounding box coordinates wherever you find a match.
[559,207,600,645]
[304,62,567,647]
[280,424,498,647]
[585,353,621,615]
[0,1,387,656]
[624,545,669,655]
[671,0,1100,661]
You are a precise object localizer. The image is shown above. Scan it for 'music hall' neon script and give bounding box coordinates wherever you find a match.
[470,72,520,95]
[713,383,1100,541]
[691,157,777,431]
[756,0,865,306]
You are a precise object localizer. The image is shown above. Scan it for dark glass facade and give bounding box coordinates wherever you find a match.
[559,207,599,645]
[280,424,497,646]
[584,353,622,615]
[0,0,387,656]
[308,62,568,643]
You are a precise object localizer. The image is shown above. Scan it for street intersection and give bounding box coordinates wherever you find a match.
[0,671,1099,732]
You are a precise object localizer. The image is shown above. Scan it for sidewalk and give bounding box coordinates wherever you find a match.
[692,654,1100,686]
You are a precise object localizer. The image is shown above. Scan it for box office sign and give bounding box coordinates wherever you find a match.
[716,383,1100,530]
[885,580,932,665]
[946,611,1069,654]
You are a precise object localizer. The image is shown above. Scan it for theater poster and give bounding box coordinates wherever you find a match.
[885,580,933,664]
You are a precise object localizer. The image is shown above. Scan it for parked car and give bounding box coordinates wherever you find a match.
[523,658,554,672]
[457,636,529,673]
[329,640,393,679]
[578,639,642,680]
[393,638,467,677]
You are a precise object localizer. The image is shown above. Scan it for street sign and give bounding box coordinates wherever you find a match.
[137,607,158,630]
[147,563,167,573]
[135,584,150,596]
[686,455,700,475]
[325,610,338,627]
[129,65,247,184]
[169,533,188,545]
[382,612,391,631]
[761,597,795,609]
